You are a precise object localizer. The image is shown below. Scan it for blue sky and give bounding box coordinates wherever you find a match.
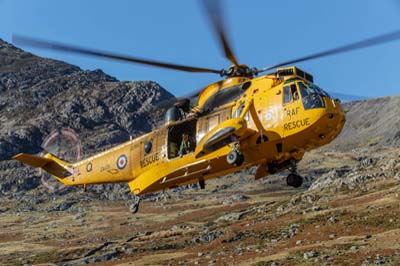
[1,0,399,98]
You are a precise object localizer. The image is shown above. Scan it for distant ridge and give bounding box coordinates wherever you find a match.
[329,92,368,102]
[329,95,400,149]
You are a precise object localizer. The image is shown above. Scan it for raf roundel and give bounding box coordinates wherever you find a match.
[116,155,128,170]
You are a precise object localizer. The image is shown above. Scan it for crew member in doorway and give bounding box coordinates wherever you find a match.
[179,133,192,157]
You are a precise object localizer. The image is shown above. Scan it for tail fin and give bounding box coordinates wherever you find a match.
[13,153,73,180]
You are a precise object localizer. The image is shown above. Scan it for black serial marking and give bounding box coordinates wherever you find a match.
[285,107,300,120]
[140,153,159,168]
[284,118,310,131]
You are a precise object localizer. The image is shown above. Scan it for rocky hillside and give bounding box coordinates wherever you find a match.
[0,39,173,195]
[329,96,400,150]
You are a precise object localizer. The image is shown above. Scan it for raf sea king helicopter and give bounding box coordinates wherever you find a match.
[12,0,400,212]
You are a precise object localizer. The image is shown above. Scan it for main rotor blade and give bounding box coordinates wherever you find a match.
[12,34,221,74]
[258,29,400,73]
[202,0,239,66]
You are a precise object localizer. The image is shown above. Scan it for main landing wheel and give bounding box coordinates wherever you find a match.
[286,173,303,188]
[227,151,244,166]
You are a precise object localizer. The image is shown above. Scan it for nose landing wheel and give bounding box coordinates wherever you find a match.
[226,142,244,166]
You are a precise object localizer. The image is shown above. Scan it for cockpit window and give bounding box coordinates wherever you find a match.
[298,81,329,110]
[291,84,299,101]
[298,82,310,97]
[283,84,300,104]
[299,82,331,98]
[283,86,291,104]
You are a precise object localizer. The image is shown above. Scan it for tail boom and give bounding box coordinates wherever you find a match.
[13,153,73,182]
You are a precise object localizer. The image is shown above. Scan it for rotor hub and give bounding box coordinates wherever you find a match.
[220,64,258,78]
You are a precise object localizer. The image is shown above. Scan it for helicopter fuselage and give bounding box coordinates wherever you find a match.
[37,66,345,195]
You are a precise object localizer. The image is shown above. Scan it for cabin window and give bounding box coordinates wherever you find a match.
[144,140,152,154]
[207,114,220,131]
[233,102,245,118]
[244,111,250,121]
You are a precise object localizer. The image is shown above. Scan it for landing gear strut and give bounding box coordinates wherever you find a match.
[199,177,206,189]
[226,142,244,166]
[128,194,141,214]
[286,160,303,188]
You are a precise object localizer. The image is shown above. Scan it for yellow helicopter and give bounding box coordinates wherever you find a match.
[12,1,400,213]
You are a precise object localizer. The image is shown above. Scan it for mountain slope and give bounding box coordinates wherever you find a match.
[0,39,173,194]
[0,39,174,159]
